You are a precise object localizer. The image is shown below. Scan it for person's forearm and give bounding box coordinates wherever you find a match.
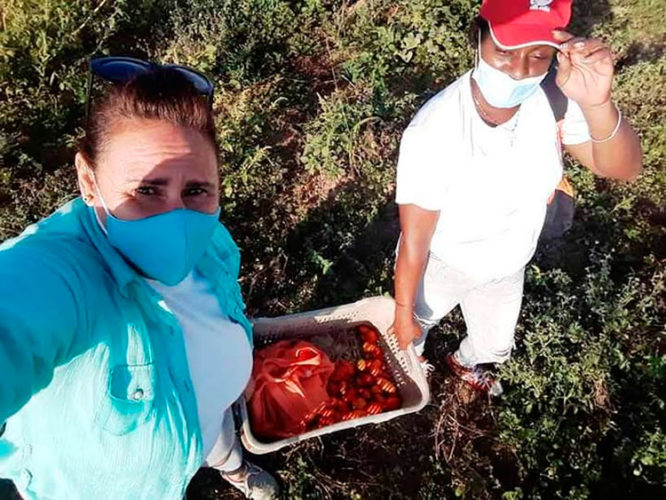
[394,237,429,316]
[582,100,643,181]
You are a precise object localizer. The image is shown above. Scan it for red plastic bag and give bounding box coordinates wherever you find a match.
[246,340,335,439]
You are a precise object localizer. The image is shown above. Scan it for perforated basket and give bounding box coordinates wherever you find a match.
[237,296,430,454]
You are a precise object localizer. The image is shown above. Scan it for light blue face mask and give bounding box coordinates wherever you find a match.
[91,175,220,286]
[472,37,548,109]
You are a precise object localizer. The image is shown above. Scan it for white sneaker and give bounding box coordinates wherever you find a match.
[220,461,279,500]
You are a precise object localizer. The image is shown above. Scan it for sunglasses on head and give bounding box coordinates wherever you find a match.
[85,56,215,119]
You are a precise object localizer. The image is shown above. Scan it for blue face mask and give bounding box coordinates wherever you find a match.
[91,176,220,286]
[472,39,548,109]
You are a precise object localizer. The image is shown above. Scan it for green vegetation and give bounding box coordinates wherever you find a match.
[1,0,664,498]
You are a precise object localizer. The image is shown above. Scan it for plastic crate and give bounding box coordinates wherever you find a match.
[237,296,430,454]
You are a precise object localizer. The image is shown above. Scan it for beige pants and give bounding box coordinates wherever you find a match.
[413,253,525,367]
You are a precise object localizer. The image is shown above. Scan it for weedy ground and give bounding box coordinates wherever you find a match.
[0,1,664,498]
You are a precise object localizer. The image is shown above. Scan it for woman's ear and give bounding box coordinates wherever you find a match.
[75,152,95,205]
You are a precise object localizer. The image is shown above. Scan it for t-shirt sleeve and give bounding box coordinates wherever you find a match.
[395,125,445,211]
[560,99,591,145]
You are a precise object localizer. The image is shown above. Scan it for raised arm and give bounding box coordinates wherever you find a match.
[554,30,643,181]
[0,242,85,424]
[393,204,439,350]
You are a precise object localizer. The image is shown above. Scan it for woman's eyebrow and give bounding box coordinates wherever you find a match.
[127,178,215,188]
[129,177,169,186]
[185,180,216,189]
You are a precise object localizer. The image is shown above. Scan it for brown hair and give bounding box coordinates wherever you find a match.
[78,67,218,167]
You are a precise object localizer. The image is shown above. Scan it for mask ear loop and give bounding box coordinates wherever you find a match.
[88,168,112,235]
[476,29,482,69]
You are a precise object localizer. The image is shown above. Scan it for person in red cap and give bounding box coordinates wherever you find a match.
[392,0,642,394]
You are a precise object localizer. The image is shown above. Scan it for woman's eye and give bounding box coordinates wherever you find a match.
[184,187,206,196]
[136,186,158,196]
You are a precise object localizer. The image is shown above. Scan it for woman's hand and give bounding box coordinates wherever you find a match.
[392,305,423,350]
[553,30,614,108]
[554,30,642,181]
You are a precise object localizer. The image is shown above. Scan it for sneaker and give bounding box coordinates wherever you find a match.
[445,353,503,396]
[220,461,279,500]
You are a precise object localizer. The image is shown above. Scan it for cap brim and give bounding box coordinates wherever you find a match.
[488,21,562,50]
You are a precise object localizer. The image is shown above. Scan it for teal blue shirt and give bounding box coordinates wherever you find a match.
[0,198,252,499]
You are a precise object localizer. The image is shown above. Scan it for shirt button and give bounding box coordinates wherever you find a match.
[131,389,144,401]
[18,470,32,489]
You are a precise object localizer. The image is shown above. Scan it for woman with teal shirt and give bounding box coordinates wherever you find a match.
[0,58,278,499]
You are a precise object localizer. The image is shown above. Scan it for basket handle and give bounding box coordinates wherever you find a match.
[386,324,420,373]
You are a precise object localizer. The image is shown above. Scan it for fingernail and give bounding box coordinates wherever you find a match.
[574,41,585,48]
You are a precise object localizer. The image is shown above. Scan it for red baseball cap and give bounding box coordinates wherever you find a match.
[480,0,573,50]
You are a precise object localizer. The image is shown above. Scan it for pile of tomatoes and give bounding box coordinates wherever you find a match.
[304,324,402,430]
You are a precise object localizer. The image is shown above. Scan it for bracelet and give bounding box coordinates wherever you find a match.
[590,103,622,144]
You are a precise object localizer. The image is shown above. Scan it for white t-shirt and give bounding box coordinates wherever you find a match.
[396,70,590,281]
[147,271,252,458]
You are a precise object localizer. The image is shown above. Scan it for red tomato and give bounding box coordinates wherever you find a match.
[356,373,375,387]
[343,388,358,402]
[372,358,386,370]
[318,407,335,419]
[341,360,356,377]
[362,342,382,359]
[318,416,335,427]
[332,360,355,382]
[341,409,368,421]
[376,377,397,394]
[366,402,383,415]
[370,384,383,395]
[384,396,401,411]
[359,325,379,344]
[358,324,371,334]
[327,381,341,396]
[351,397,367,410]
[330,368,344,383]
[333,398,348,413]
[358,388,372,400]
[368,359,384,377]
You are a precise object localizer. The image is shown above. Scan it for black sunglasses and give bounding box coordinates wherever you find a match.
[85,56,215,119]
